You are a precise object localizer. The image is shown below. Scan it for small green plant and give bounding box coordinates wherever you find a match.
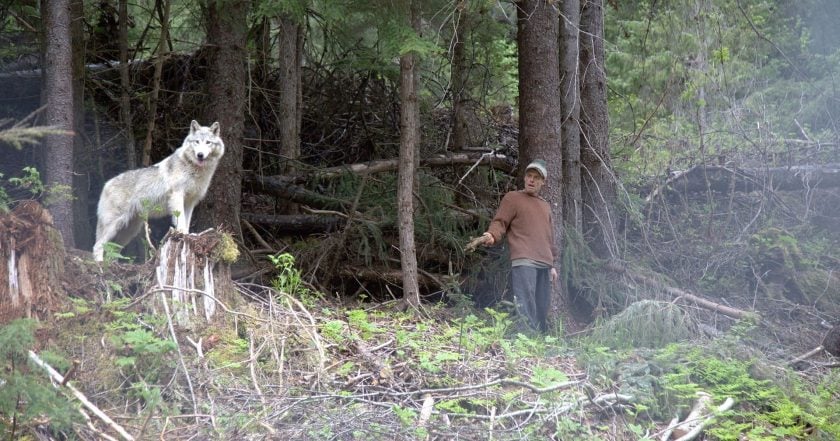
[7,166,44,195]
[103,302,176,384]
[102,241,131,264]
[346,309,380,339]
[269,252,321,305]
[0,319,77,438]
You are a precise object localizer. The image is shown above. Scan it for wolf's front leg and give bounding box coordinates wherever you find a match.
[182,203,195,234]
[169,192,189,233]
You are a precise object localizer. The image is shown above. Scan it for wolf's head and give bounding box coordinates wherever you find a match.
[183,120,225,167]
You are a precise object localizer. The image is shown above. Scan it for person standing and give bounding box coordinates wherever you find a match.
[481,159,558,332]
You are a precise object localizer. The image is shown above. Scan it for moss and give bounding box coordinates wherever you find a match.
[215,232,240,263]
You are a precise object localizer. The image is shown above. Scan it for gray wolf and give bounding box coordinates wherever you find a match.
[93,120,225,261]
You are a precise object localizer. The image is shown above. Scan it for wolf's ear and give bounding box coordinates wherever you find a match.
[210,122,220,136]
[190,120,201,133]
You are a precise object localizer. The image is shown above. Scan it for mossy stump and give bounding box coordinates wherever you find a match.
[151,228,240,327]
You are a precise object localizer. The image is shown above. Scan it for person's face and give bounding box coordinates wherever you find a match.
[523,169,545,195]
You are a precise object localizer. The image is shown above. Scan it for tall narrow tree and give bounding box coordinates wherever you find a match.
[450,0,471,151]
[71,0,91,247]
[579,0,615,258]
[559,0,582,231]
[516,0,563,283]
[398,1,421,308]
[277,11,303,178]
[142,0,171,166]
[41,0,75,247]
[118,0,136,169]
[199,0,249,238]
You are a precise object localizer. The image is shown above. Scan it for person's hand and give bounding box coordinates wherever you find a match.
[550,267,558,285]
[482,232,495,246]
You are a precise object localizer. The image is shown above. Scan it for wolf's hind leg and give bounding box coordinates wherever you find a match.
[93,212,135,261]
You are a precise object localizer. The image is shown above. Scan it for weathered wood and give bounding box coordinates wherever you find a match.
[152,229,237,326]
[0,201,65,325]
[646,163,840,202]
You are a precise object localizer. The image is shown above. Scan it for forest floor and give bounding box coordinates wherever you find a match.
[3,240,838,441]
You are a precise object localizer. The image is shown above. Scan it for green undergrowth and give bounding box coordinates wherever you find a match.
[581,318,840,440]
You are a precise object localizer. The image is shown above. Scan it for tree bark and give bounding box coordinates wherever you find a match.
[579,0,616,258]
[560,0,582,231]
[398,1,421,308]
[41,0,76,247]
[198,0,249,239]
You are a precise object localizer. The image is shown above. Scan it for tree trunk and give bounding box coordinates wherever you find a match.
[559,0,582,231]
[579,0,616,259]
[142,0,170,167]
[450,0,471,151]
[71,0,91,249]
[398,1,421,308]
[516,0,565,317]
[41,0,76,248]
[198,0,249,239]
[277,14,302,176]
[118,0,136,169]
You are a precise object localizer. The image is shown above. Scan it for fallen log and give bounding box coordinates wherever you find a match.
[243,174,351,211]
[291,151,516,181]
[240,213,346,234]
[340,267,444,289]
[646,163,840,203]
[605,262,757,321]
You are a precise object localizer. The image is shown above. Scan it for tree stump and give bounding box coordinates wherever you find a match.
[0,201,65,325]
[151,228,239,327]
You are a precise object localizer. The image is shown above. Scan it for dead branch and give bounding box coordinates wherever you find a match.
[464,233,492,253]
[789,346,824,366]
[670,393,735,441]
[28,350,135,441]
[606,262,757,321]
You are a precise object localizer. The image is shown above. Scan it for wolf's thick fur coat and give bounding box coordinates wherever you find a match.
[92,120,225,261]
